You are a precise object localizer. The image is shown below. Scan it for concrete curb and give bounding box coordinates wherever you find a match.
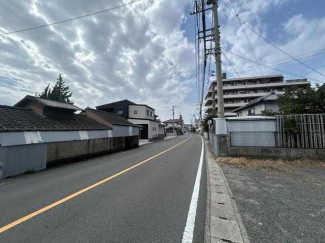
[218,158,250,243]
[204,142,211,243]
[204,140,250,243]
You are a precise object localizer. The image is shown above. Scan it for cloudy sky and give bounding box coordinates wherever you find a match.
[0,0,325,123]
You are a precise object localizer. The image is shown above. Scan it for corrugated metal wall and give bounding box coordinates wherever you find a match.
[227,119,276,147]
[0,144,47,179]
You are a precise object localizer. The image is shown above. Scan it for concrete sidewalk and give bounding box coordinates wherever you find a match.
[165,135,176,140]
[139,136,177,146]
[205,140,249,243]
[139,139,152,146]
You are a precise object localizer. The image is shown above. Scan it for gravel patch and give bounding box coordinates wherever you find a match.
[219,162,325,243]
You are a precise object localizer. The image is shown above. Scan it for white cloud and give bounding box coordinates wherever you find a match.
[1,0,324,123]
[218,0,325,85]
[0,0,196,122]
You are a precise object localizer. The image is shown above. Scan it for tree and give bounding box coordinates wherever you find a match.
[203,112,217,132]
[39,83,51,99]
[38,74,73,104]
[277,85,325,114]
[260,109,278,117]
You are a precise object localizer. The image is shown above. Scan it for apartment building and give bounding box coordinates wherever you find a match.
[204,74,310,117]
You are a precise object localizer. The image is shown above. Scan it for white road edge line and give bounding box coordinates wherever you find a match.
[181,136,204,243]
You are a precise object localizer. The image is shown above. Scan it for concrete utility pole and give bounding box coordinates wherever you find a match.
[199,0,207,123]
[211,0,225,118]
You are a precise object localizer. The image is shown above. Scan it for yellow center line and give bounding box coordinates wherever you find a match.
[0,135,193,234]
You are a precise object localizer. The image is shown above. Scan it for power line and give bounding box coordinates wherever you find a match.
[0,0,141,37]
[222,51,249,90]
[228,48,325,73]
[222,51,241,79]
[224,49,325,83]
[219,0,325,79]
[228,0,264,76]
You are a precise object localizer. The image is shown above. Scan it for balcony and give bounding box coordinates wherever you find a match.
[224,103,247,108]
[225,112,237,117]
[205,89,214,100]
[205,105,213,112]
[204,96,214,106]
[223,81,310,91]
[223,92,274,99]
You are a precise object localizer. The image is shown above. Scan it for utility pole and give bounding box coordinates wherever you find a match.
[199,0,208,123]
[192,0,225,119]
[209,0,225,118]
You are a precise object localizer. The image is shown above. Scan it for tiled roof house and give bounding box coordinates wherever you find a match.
[0,96,140,179]
[0,105,110,132]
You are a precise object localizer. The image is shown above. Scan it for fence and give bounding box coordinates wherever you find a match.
[230,132,276,147]
[276,114,325,149]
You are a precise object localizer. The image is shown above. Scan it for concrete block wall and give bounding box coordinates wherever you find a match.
[228,146,325,160]
[47,136,139,166]
[0,136,139,179]
[208,133,325,160]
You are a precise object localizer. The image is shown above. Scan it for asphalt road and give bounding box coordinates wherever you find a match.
[0,134,206,243]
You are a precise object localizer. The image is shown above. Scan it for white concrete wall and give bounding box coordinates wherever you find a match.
[237,102,279,117]
[238,103,265,117]
[265,102,279,113]
[256,103,266,115]
[0,126,140,148]
[129,105,146,119]
[127,119,158,139]
[128,105,155,120]
[158,126,165,135]
[144,107,155,120]
[149,121,159,138]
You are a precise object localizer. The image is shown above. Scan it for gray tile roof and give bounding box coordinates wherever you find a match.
[85,108,136,126]
[0,105,110,132]
[15,95,81,111]
[232,92,281,112]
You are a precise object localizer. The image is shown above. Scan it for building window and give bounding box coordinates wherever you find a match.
[147,110,149,116]
[247,108,255,116]
[117,111,123,115]
[134,110,138,114]
[150,111,153,117]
